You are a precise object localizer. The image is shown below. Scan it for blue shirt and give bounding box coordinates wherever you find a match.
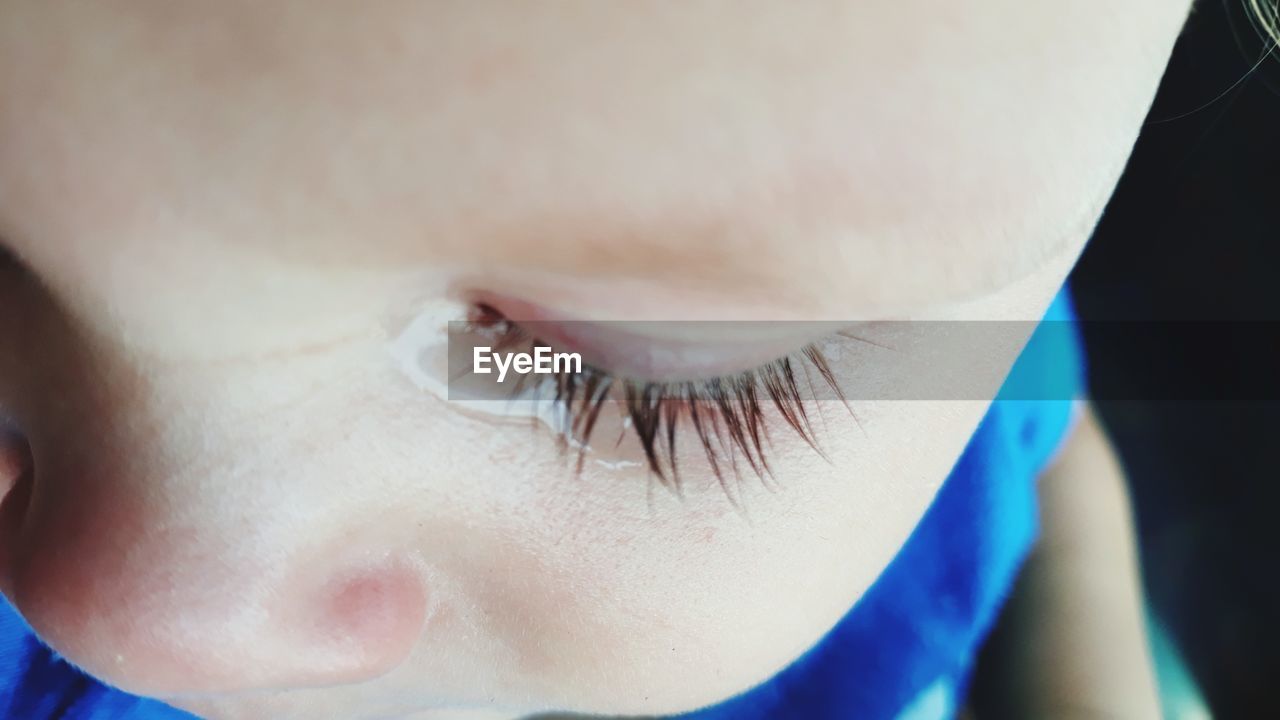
[2,292,1084,720]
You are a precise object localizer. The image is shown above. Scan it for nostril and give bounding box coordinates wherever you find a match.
[0,429,33,526]
[0,429,31,497]
[0,429,33,597]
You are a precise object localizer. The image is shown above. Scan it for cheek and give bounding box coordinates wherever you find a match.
[432,398,991,715]
[421,264,1067,714]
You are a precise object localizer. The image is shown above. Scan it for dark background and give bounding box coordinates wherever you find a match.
[1069,0,1280,715]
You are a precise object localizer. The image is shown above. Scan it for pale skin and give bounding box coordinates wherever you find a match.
[0,2,1186,719]
[971,406,1162,720]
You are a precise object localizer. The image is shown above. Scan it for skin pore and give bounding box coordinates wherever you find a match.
[0,2,1191,719]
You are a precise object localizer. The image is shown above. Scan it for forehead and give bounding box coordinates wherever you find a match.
[0,1,1181,319]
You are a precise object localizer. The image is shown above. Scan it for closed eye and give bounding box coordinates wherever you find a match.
[460,303,852,497]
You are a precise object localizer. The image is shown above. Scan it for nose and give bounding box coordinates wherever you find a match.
[0,431,429,697]
[0,256,432,698]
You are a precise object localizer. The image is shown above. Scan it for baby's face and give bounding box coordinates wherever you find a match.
[0,2,1188,718]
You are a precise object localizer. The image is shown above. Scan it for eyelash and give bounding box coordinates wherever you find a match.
[466,304,849,494]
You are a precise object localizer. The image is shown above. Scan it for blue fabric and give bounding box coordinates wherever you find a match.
[0,603,197,719]
[0,293,1084,720]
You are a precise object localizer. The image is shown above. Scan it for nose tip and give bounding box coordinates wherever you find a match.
[96,550,430,696]
[34,553,428,697]
[4,488,430,697]
[1,428,429,696]
[124,555,430,696]
[143,554,433,695]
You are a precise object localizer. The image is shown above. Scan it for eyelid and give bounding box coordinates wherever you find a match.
[472,295,841,381]
[520,321,796,381]
[460,305,850,490]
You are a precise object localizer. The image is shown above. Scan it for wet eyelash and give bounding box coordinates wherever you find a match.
[465,305,849,495]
